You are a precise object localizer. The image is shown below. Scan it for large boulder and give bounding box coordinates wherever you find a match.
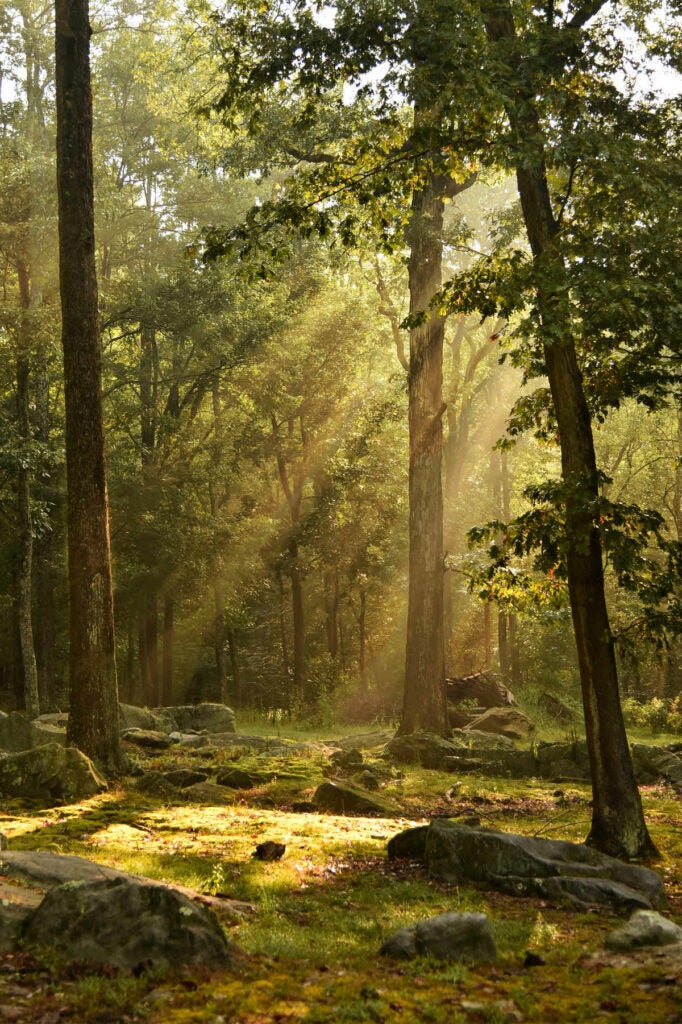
[166,703,236,734]
[534,740,591,782]
[119,704,179,735]
[0,712,66,753]
[22,877,239,970]
[0,744,107,805]
[419,820,664,910]
[605,910,682,952]
[122,729,174,750]
[631,744,682,788]
[384,732,465,769]
[464,707,535,741]
[380,912,496,963]
[313,781,393,815]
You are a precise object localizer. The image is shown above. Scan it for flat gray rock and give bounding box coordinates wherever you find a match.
[122,729,173,750]
[166,703,236,734]
[390,820,665,910]
[605,910,682,951]
[380,912,496,963]
[0,713,66,753]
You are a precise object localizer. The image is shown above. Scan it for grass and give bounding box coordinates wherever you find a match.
[1,725,681,1023]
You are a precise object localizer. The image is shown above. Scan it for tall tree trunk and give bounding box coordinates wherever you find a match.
[483,0,655,859]
[277,567,291,693]
[227,626,240,707]
[290,538,306,701]
[162,596,173,706]
[399,170,448,736]
[15,262,40,719]
[359,589,367,691]
[56,0,122,772]
[34,348,58,711]
[324,568,339,659]
[145,599,159,706]
[213,579,228,701]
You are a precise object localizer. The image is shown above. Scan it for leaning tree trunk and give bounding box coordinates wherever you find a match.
[483,0,655,860]
[398,170,448,736]
[56,0,123,772]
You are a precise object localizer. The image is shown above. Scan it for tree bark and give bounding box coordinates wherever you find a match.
[162,595,173,706]
[482,0,655,859]
[398,171,448,736]
[15,262,40,719]
[56,0,122,772]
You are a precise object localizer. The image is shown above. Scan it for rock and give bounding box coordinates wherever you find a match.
[312,781,392,815]
[119,704,159,733]
[419,820,664,910]
[166,703,236,734]
[605,910,682,951]
[330,748,364,769]
[122,729,173,750]
[534,740,591,782]
[182,781,235,805]
[387,826,429,861]
[22,877,239,970]
[355,769,380,791]
[162,769,209,789]
[291,800,317,813]
[0,712,66,753]
[215,768,261,790]
[465,708,535,741]
[451,729,514,750]
[442,756,487,774]
[385,732,464,769]
[135,772,181,800]
[0,744,107,805]
[323,730,395,752]
[448,705,486,729]
[380,912,496,963]
[447,671,515,709]
[253,842,285,861]
[631,744,682,788]
[34,713,69,728]
[171,733,209,748]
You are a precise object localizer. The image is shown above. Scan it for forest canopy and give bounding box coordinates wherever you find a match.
[0,0,680,736]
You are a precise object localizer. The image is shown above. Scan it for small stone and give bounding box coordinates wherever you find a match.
[253,842,286,862]
[605,910,682,952]
[523,951,546,967]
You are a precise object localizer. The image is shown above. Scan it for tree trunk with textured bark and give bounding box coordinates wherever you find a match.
[398,170,448,736]
[15,262,40,719]
[483,0,655,860]
[56,0,122,772]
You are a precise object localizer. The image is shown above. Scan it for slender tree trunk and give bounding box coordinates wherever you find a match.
[162,596,173,706]
[34,349,58,711]
[15,263,40,719]
[227,626,240,706]
[277,567,291,693]
[290,538,306,701]
[399,169,448,736]
[324,568,339,659]
[145,599,159,705]
[213,580,228,701]
[56,0,122,772]
[483,0,655,859]
[359,589,367,691]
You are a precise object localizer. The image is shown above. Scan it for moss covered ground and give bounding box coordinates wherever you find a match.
[0,728,681,1023]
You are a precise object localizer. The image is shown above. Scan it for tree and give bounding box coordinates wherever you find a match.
[55,0,122,771]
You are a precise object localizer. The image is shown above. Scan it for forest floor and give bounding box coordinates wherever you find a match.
[1,725,681,1024]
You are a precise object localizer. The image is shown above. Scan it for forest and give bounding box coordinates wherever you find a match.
[0,0,681,1020]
